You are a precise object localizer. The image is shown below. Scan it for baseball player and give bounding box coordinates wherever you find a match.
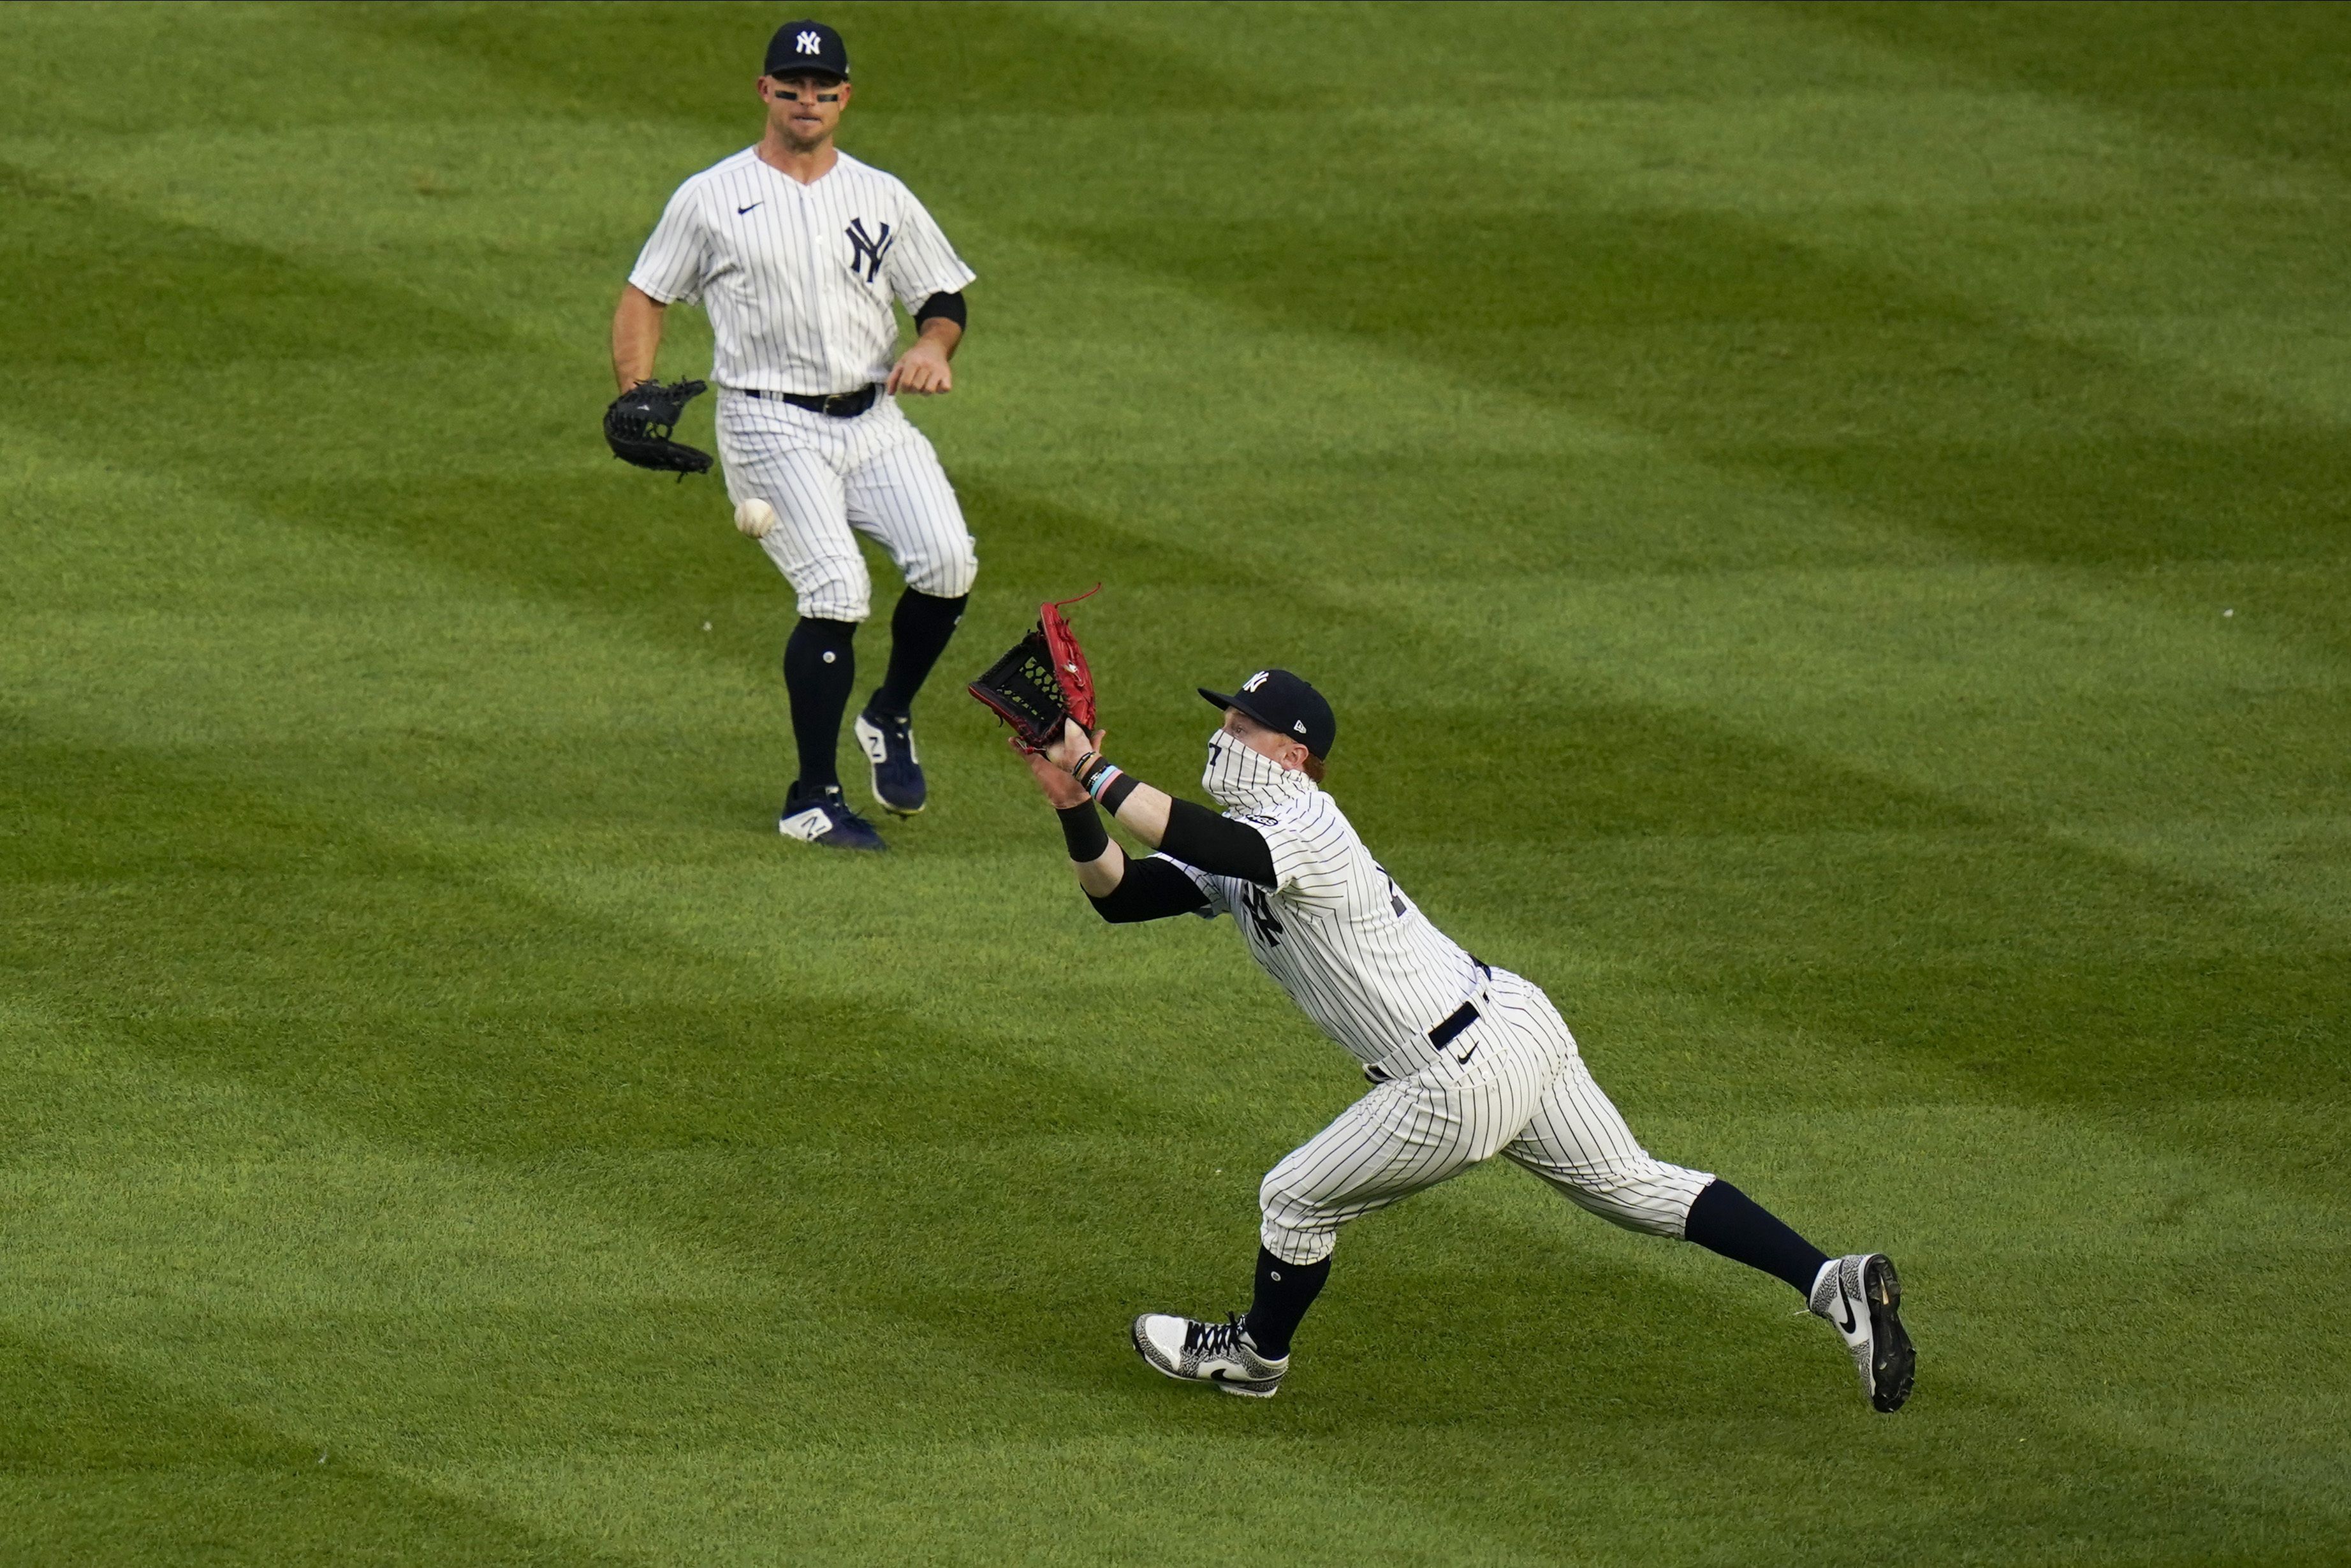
[1013,671,1916,1409]
[613,19,978,851]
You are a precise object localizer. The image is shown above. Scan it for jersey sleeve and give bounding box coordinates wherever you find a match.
[1241,795,1353,907]
[1159,854,1231,920]
[882,182,977,312]
[1088,853,1213,923]
[627,179,712,306]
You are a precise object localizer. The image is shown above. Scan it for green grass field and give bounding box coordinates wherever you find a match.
[5,3,2348,1562]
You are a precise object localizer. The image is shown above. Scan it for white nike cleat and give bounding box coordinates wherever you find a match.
[1131,1312,1287,1398]
[1810,1253,1915,1412]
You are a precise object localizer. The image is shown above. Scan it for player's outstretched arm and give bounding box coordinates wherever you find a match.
[1037,721,1276,887]
[611,284,668,392]
[1015,735,1213,922]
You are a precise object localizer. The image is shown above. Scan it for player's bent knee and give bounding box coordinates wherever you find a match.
[789,562,873,624]
[796,590,871,623]
[1259,1174,1347,1266]
[904,541,978,600]
[1259,1213,1337,1268]
[1553,1162,1711,1239]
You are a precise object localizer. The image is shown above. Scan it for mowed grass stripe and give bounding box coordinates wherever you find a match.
[4,2,2348,1562]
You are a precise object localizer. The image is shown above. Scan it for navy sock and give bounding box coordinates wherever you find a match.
[783,617,858,792]
[1683,1179,1832,1296]
[868,589,967,718]
[1243,1245,1330,1358]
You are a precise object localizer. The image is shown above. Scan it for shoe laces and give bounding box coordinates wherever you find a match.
[1184,1314,1249,1357]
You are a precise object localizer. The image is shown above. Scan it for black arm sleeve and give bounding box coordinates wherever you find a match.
[914,290,967,329]
[1158,798,1277,887]
[1055,800,1110,863]
[1088,854,1213,924]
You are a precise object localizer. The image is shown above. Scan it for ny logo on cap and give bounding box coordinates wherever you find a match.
[796,30,823,53]
[1242,670,1270,692]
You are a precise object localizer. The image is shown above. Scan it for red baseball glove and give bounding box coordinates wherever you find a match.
[968,585,1100,751]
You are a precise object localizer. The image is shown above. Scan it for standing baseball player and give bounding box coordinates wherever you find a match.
[1013,671,1915,1409]
[612,19,978,851]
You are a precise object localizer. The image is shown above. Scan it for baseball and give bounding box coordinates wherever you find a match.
[735,498,778,540]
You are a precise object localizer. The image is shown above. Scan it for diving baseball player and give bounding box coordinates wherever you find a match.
[613,19,977,851]
[1013,671,1915,1409]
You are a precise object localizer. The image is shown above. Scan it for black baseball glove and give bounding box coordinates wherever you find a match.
[603,377,712,477]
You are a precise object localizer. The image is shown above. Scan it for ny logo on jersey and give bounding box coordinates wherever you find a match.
[1239,884,1286,947]
[796,30,823,54]
[845,217,895,283]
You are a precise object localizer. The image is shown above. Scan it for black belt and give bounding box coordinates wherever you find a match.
[1365,1004,1477,1085]
[1427,960,1493,1053]
[1366,962,1494,1083]
[1428,999,1479,1051]
[741,386,877,418]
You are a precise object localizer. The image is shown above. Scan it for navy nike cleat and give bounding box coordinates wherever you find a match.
[1132,1312,1287,1399]
[777,782,886,851]
[1810,1252,1915,1412]
[853,706,926,816]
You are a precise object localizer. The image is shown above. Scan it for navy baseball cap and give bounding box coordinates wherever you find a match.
[1199,669,1337,759]
[766,20,850,80]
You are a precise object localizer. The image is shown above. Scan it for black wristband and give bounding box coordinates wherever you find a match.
[914,289,967,330]
[1056,800,1110,863]
[1099,772,1140,814]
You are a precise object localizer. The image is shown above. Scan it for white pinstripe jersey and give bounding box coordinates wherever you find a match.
[628,148,976,397]
[1169,788,1485,1070]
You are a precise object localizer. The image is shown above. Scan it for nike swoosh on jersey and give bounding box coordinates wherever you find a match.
[737,202,763,215]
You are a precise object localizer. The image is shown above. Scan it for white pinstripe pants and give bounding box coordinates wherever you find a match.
[1259,971,1715,1266]
[717,390,978,622]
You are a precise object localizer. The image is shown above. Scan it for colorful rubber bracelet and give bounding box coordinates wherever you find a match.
[1085,763,1125,800]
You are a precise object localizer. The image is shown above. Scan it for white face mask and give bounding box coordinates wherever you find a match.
[1203,726,1308,812]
